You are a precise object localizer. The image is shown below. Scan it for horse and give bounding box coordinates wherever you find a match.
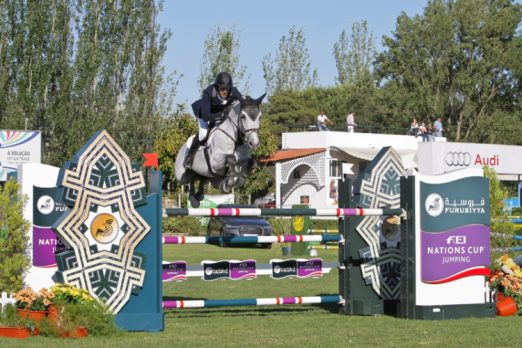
[175,93,266,208]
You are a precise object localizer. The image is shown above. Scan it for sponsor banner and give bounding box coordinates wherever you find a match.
[33,186,69,268]
[32,226,68,267]
[229,260,256,280]
[271,259,323,279]
[421,177,489,232]
[162,261,187,282]
[187,194,234,226]
[202,261,230,281]
[0,130,41,181]
[297,259,323,278]
[421,225,490,283]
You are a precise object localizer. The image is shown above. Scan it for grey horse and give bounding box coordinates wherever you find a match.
[175,94,266,208]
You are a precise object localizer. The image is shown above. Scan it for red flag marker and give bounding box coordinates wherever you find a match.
[143,153,158,170]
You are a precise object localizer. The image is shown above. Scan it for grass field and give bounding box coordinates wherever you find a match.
[2,244,522,347]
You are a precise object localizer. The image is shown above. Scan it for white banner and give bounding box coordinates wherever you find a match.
[0,130,41,181]
[418,142,522,176]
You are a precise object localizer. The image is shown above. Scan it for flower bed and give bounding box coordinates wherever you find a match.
[488,254,522,316]
[0,284,119,338]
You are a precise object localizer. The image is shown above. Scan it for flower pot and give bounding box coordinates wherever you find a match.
[282,246,292,257]
[17,308,48,321]
[48,305,59,321]
[496,296,518,316]
[0,326,30,339]
[495,292,505,303]
[62,327,88,338]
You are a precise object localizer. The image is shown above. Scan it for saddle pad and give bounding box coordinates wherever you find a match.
[185,121,222,153]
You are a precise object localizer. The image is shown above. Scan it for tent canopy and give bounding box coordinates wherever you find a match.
[332,146,418,170]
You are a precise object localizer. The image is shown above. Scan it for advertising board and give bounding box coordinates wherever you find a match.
[0,130,41,181]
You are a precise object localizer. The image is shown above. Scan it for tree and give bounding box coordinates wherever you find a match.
[155,104,199,189]
[484,166,519,254]
[375,0,522,143]
[0,0,175,167]
[262,26,319,96]
[198,23,250,95]
[333,20,377,85]
[0,178,31,293]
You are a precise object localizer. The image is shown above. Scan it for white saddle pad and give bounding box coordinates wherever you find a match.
[185,122,222,155]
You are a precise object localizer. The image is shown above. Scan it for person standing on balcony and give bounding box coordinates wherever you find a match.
[346,111,355,133]
[434,117,444,137]
[317,111,333,131]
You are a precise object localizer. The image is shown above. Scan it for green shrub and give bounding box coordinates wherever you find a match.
[37,299,122,338]
[0,178,31,293]
[309,219,338,231]
[162,217,204,236]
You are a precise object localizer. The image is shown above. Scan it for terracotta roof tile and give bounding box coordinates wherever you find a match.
[259,148,326,163]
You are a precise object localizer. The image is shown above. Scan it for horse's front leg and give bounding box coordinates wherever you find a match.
[235,158,257,187]
[188,179,201,208]
[195,179,206,202]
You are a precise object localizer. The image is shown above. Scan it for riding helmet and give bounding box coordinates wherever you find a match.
[215,72,233,89]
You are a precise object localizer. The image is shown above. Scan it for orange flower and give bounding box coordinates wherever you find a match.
[48,292,55,299]
[43,299,50,306]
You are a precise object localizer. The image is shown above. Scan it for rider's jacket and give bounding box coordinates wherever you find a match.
[192,84,242,122]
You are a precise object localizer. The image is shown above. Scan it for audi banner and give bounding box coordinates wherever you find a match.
[418,142,522,175]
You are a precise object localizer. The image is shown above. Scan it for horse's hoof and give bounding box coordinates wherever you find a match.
[195,193,204,201]
[189,194,200,208]
[219,181,230,194]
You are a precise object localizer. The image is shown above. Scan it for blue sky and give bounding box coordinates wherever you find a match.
[158,0,429,108]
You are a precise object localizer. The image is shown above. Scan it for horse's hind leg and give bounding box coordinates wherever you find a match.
[188,179,201,208]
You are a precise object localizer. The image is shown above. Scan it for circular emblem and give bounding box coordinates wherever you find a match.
[425,193,444,217]
[90,213,119,244]
[274,265,281,274]
[382,216,400,241]
[446,152,471,166]
[37,195,55,215]
[205,267,213,275]
[293,216,304,232]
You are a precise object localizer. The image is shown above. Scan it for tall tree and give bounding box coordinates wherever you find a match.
[376,0,522,143]
[198,23,250,95]
[0,0,176,167]
[262,26,319,96]
[333,20,376,85]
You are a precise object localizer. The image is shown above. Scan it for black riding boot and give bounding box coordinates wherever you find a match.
[183,135,200,169]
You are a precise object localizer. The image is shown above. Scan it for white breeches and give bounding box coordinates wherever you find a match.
[198,118,209,139]
[347,125,354,133]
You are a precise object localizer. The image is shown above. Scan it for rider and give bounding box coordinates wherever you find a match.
[183,72,243,169]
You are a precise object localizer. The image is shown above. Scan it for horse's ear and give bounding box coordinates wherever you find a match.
[236,94,246,105]
[255,93,267,105]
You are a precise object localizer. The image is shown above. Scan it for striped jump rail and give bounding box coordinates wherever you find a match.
[165,208,405,217]
[163,234,343,245]
[308,245,339,250]
[163,295,343,309]
[307,229,339,234]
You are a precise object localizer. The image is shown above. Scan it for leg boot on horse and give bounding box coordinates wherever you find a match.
[183,134,201,169]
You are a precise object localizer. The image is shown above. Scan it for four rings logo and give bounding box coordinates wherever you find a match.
[446,152,471,166]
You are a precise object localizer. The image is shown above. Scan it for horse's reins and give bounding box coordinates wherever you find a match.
[215,105,260,144]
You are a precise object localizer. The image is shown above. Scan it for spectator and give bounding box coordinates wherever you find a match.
[410,119,419,137]
[434,117,444,137]
[419,123,429,142]
[346,111,355,133]
[427,124,436,142]
[317,111,333,131]
[329,180,337,203]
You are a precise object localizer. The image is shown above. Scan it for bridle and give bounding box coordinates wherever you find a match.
[216,105,260,145]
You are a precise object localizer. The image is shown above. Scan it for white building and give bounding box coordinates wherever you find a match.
[261,131,446,209]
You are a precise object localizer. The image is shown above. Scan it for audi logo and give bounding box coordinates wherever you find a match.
[446,152,471,166]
